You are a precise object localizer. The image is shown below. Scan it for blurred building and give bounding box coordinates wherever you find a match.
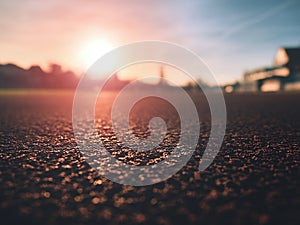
[243,47,300,91]
[225,47,300,92]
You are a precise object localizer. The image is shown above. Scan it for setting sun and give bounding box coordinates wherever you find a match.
[80,38,115,68]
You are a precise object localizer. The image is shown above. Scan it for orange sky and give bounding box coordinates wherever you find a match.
[1,0,300,85]
[0,0,198,85]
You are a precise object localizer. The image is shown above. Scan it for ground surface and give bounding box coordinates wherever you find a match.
[0,91,299,225]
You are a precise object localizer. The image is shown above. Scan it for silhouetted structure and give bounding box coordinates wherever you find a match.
[157,65,168,86]
[243,47,300,92]
[102,73,131,90]
[224,47,300,92]
[0,63,79,89]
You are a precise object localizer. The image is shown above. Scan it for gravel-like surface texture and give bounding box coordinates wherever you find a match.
[0,91,299,225]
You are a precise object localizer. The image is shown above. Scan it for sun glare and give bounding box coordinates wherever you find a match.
[80,39,114,68]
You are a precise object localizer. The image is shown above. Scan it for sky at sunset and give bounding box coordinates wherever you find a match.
[0,0,300,84]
